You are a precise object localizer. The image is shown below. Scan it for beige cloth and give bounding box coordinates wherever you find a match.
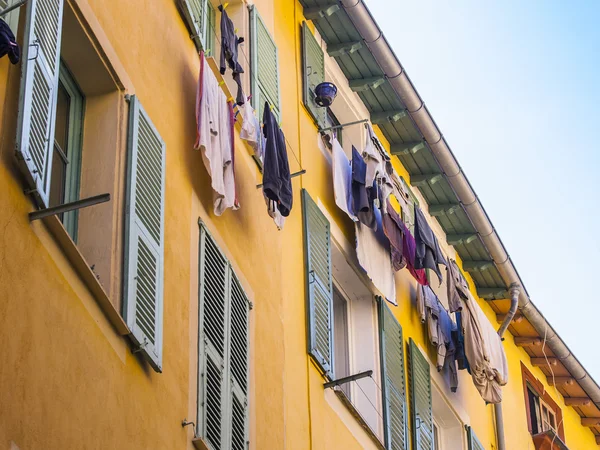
[447,258,470,313]
[462,292,508,403]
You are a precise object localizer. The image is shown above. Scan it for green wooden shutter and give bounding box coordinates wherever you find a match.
[229,272,250,450]
[250,5,281,120]
[179,0,210,53]
[198,225,228,449]
[301,21,325,127]
[123,95,166,373]
[379,299,408,450]
[302,189,334,378]
[15,0,64,207]
[409,339,433,450]
[466,426,486,450]
[198,224,250,450]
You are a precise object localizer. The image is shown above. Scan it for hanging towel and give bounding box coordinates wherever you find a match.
[400,221,428,285]
[355,207,396,305]
[262,102,292,216]
[331,136,357,222]
[240,102,263,160]
[462,292,508,404]
[0,18,19,64]
[195,52,239,215]
[414,205,447,283]
[218,5,245,105]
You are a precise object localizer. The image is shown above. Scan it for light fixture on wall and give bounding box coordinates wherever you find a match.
[314,82,338,108]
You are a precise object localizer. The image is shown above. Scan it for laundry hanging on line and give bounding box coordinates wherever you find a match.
[414,204,447,283]
[0,18,19,64]
[195,51,239,216]
[218,5,245,106]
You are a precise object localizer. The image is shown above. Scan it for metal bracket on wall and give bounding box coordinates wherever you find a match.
[323,370,373,389]
[318,118,369,133]
[0,0,28,17]
[256,169,306,189]
[28,193,111,222]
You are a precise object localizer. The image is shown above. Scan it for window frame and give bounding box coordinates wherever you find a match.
[51,62,85,241]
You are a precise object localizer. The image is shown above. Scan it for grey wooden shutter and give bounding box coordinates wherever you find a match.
[250,5,281,120]
[301,21,325,127]
[409,339,433,450]
[198,225,228,449]
[229,273,250,450]
[302,189,334,378]
[379,299,408,450]
[179,0,209,52]
[466,426,485,450]
[123,95,166,373]
[15,0,64,207]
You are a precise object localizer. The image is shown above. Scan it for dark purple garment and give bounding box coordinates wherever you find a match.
[400,221,428,285]
[262,102,292,216]
[0,18,19,65]
[218,5,245,105]
[414,205,447,283]
[382,199,406,271]
[352,147,376,229]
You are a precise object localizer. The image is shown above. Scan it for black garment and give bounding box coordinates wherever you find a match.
[262,102,292,216]
[454,311,471,373]
[218,5,245,105]
[0,18,19,64]
[414,205,447,283]
[351,147,375,229]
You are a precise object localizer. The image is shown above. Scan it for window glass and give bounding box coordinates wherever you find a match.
[333,286,350,399]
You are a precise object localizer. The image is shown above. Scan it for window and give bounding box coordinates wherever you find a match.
[197,224,250,450]
[521,363,565,444]
[323,108,342,146]
[431,382,466,449]
[179,0,216,55]
[302,21,325,127]
[14,0,166,368]
[302,189,386,443]
[49,64,84,241]
[250,5,280,120]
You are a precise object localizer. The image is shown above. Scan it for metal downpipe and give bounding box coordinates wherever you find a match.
[339,0,600,411]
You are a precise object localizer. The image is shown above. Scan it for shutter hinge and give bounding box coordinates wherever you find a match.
[248,301,254,310]
[132,337,149,354]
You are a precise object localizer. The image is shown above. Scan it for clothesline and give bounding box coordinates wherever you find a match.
[205,3,304,173]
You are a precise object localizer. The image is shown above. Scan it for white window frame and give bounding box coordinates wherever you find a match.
[540,398,558,434]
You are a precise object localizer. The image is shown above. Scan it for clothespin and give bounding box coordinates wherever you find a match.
[222,2,229,9]
[227,96,234,103]
[205,48,211,55]
[234,28,238,34]
[270,104,274,111]
[218,80,225,86]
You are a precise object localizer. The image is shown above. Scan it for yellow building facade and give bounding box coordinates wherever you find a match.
[0,0,598,449]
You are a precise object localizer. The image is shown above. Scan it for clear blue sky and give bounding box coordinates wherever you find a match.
[367,0,600,380]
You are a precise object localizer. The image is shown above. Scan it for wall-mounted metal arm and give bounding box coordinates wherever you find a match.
[0,0,28,17]
[323,370,373,389]
[318,118,369,133]
[29,193,111,221]
[256,170,306,189]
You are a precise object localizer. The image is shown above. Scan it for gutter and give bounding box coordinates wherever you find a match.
[339,0,600,411]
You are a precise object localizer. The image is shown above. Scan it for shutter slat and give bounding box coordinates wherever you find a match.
[16,0,64,207]
[302,22,325,127]
[379,300,408,450]
[123,96,166,373]
[409,339,434,450]
[250,6,281,119]
[302,189,334,377]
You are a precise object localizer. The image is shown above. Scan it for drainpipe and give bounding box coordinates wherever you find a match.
[494,283,520,450]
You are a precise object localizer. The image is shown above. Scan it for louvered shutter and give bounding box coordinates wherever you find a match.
[229,272,250,450]
[301,22,325,127]
[123,95,166,373]
[466,426,485,450]
[409,339,433,450]
[15,0,64,207]
[249,5,281,120]
[179,0,209,52]
[198,226,228,449]
[379,299,408,450]
[302,189,334,378]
